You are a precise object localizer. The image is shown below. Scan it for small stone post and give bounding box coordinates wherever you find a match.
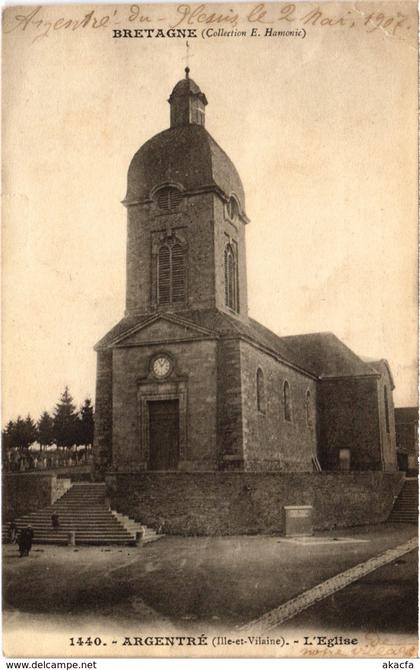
[283,506,313,537]
[68,531,76,546]
[135,528,144,546]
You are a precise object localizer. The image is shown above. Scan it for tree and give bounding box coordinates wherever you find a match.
[53,387,79,449]
[37,411,54,451]
[12,415,36,451]
[2,420,15,467]
[2,420,15,451]
[24,415,37,449]
[78,398,94,448]
[11,417,24,450]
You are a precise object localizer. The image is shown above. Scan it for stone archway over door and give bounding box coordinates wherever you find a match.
[137,379,187,470]
[148,399,180,470]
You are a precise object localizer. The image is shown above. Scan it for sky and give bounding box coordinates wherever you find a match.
[2,1,418,423]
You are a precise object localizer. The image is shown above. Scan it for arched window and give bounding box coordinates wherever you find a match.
[384,386,390,434]
[157,242,186,305]
[283,381,292,422]
[226,196,239,220]
[156,186,182,212]
[305,389,312,426]
[257,368,265,413]
[224,243,239,312]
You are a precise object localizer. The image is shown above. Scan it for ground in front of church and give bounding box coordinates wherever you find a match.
[3,522,417,656]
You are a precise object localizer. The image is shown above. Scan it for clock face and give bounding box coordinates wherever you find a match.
[152,356,171,378]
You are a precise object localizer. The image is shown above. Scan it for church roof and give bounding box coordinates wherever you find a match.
[95,309,377,381]
[170,76,202,97]
[395,407,418,424]
[280,332,378,378]
[124,124,245,210]
[361,358,395,389]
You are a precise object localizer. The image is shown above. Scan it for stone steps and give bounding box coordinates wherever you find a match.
[389,480,418,524]
[110,511,160,539]
[390,515,418,523]
[4,482,161,546]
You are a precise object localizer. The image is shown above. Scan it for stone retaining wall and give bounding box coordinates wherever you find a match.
[3,473,72,521]
[106,471,404,535]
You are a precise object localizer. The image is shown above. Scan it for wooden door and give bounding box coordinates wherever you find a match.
[148,400,180,470]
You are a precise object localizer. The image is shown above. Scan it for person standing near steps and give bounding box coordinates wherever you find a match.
[18,525,34,557]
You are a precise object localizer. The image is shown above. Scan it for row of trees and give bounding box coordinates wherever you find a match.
[2,387,94,453]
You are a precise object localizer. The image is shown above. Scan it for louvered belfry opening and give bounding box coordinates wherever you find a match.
[158,246,171,304]
[157,186,182,212]
[157,241,186,306]
[171,244,185,302]
[224,243,239,312]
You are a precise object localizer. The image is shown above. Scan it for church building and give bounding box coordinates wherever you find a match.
[93,69,397,477]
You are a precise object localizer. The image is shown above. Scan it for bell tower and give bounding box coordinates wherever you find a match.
[123,70,249,322]
[169,67,208,127]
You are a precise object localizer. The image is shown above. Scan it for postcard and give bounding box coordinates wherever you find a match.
[2,1,418,659]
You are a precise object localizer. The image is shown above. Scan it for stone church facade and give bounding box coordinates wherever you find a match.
[93,70,397,477]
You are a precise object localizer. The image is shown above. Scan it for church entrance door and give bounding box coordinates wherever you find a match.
[148,399,180,470]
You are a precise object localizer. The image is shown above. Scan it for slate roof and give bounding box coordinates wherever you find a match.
[361,357,395,389]
[95,308,377,381]
[280,332,377,378]
[170,76,203,97]
[395,407,419,424]
[124,124,245,209]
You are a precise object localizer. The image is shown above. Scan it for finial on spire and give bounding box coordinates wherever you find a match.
[169,49,207,128]
[184,40,192,78]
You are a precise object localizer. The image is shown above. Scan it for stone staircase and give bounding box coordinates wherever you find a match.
[3,482,161,546]
[389,478,418,524]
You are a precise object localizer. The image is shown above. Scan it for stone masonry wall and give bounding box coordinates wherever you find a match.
[213,197,248,320]
[217,339,244,467]
[125,193,217,316]
[3,473,71,522]
[375,362,398,472]
[93,350,113,475]
[112,339,218,469]
[240,341,317,471]
[318,377,383,470]
[106,471,403,536]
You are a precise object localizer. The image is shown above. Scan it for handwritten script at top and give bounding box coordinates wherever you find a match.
[3,3,414,43]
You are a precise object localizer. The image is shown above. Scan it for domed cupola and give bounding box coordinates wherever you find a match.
[124,70,246,212]
[168,67,208,127]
